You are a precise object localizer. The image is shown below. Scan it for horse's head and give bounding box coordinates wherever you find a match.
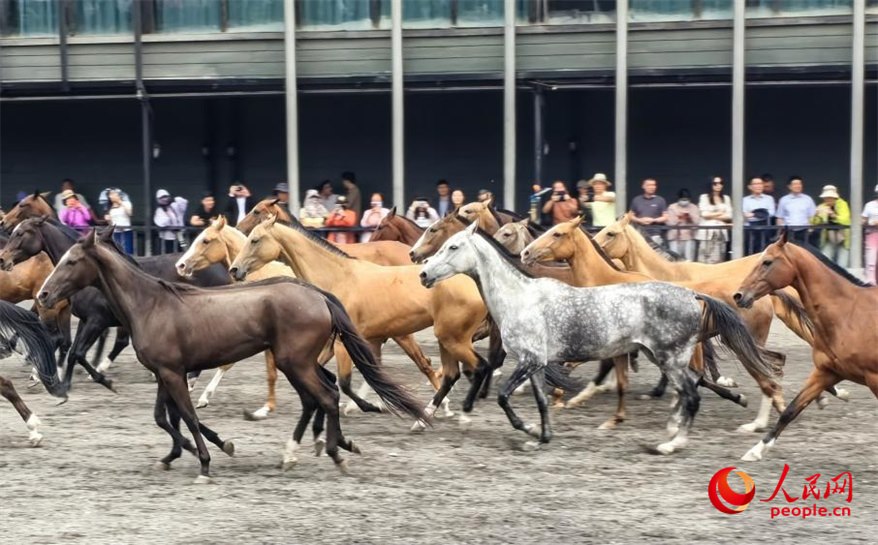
[494,218,533,255]
[410,213,465,264]
[457,200,501,234]
[237,198,284,235]
[593,213,633,260]
[176,216,228,277]
[38,228,108,309]
[420,221,480,288]
[229,215,282,281]
[1,191,54,231]
[368,207,399,242]
[734,230,795,309]
[521,216,581,266]
[0,216,49,271]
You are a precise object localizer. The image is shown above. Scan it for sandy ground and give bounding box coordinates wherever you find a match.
[0,319,875,545]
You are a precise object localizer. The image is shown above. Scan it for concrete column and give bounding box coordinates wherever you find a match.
[614,0,628,216]
[731,0,746,259]
[850,0,865,268]
[503,0,516,210]
[391,0,405,212]
[283,0,300,215]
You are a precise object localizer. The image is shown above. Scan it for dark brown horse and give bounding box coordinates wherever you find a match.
[38,228,426,482]
[0,191,56,230]
[369,208,425,246]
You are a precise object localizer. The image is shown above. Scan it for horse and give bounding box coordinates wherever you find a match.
[0,191,56,231]
[734,231,878,461]
[593,213,848,431]
[37,228,426,482]
[175,216,401,419]
[0,300,69,446]
[229,215,580,428]
[521,217,791,427]
[420,221,780,454]
[0,217,230,391]
[494,219,535,255]
[236,198,413,266]
[369,208,425,246]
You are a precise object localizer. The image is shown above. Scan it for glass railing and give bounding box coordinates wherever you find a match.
[747,0,852,19]
[629,0,732,22]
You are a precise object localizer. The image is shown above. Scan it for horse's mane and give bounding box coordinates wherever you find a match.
[496,208,527,221]
[789,239,870,288]
[475,229,535,279]
[396,214,425,232]
[43,217,81,241]
[273,216,356,260]
[579,228,623,272]
[641,232,686,262]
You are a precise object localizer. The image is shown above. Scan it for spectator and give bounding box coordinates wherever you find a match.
[529,184,552,226]
[760,173,777,203]
[666,189,700,261]
[542,181,579,225]
[273,182,290,215]
[435,180,452,217]
[575,180,594,225]
[154,189,187,254]
[224,183,255,227]
[776,176,816,242]
[103,189,134,254]
[359,193,390,242]
[318,180,338,211]
[98,187,132,215]
[810,184,850,267]
[742,176,776,254]
[861,185,878,285]
[341,172,361,220]
[54,179,91,214]
[451,189,466,211]
[325,196,357,244]
[629,178,669,245]
[696,177,733,264]
[190,192,217,227]
[477,189,493,204]
[58,190,93,234]
[582,173,616,227]
[301,189,329,228]
[407,197,440,228]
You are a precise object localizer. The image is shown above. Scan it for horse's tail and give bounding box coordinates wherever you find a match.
[321,291,428,424]
[545,362,585,393]
[0,301,68,399]
[697,295,783,380]
[770,289,815,345]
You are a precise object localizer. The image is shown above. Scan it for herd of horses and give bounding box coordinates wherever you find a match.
[0,190,875,482]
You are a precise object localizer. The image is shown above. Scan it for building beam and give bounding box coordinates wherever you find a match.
[850,0,865,269]
[503,0,516,210]
[391,0,404,212]
[284,0,300,215]
[731,0,746,259]
[614,0,628,216]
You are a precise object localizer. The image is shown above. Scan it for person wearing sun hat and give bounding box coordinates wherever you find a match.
[579,172,616,227]
[325,195,357,244]
[861,184,878,284]
[810,184,850,266]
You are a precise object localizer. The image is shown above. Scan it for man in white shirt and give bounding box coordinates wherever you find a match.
[223,183,255,227]
[742,177,776,253]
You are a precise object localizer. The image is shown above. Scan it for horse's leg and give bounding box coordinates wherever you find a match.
[639,372,669,400]
[281,387,317,471]
[566,358,615,409]
[598,356,629,430]
[66,319,116,393]
[152,380,191,469]
[742,367,839,462]
[656,361,701,455]
[479,322,506,399]
[53,305,73,372]
[101,328,130,373]
[0,375,42,446]
[393,334,440,389]
[90,329,110,372]
[529,368,553,445]
[158,368,213,483]
[497,357,542,442]
[244,350,278,421]
[411,345,460,431]
[699,377,747,407]
[461,350,491,415]
[335,344,382,415]
[196,363,233,408]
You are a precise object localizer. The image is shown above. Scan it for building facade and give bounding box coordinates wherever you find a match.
[1,0,876,254]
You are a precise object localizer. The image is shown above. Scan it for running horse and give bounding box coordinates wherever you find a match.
[38,228,426,482]
[0,300,69,446]
[421,222,780,454]
[369,208,425,246]
[0,191,55,230]
[734,231,878,461]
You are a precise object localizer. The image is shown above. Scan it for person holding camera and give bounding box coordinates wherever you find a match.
[541,180,579,225]
[324,195,357,244]
[224,183,255,227]
[406,197,440,228]
[154,189,188,254]
[102,188,134,254]
[810,184,850,267]
[666,189,700,261]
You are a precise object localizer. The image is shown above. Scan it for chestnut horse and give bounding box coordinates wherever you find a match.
[734,232,876,462]
[369,208,425,246]
[38,229,425,481]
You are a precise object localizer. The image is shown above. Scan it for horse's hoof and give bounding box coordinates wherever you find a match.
[192,475,214,485]
[314,436,326,457]
[336,459,352,476]
[242,407,270,421]
[737,422,765,433]
[598,420,618,431]
[410,420,427,433]
[741,439,773,461]
[737,394,748,408]
[196,399,209,409]
[342,403,358,417]
[54,397,68,407]
[656,442,676,455]
[717,376,738,388]
[458,413,472,429]
[637,393,657,401]
[222,441,235,457]
[153,461,171,471]
[836,388,851,401]
[349,441,361,455]
[520,440,541,452]
[281,459,298,472]
[523,423,541,439]
[28,432,43,447]
[817,396,829,409]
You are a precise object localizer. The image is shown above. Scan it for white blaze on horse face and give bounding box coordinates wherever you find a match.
[420,229,474,286]
[176,231,205,275]
[410,218,441,256]
[38,245,75,299]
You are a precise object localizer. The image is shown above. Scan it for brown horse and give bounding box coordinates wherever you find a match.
[494,219,535,255]
[0,300,69,446]
[369,208,425,246]
[734,232,876,461]
[0,191,56,230]
[175,216,431,418]
[38,228,426,482]
[236,199,413,266]
[521,217,786,429]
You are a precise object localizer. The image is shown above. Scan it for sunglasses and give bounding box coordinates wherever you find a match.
[712,182,724,186]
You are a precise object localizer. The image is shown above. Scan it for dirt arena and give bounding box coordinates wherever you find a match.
[1,319,874,545]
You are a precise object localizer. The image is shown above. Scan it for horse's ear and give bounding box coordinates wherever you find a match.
[570,215,584,227]
[621,212,632,226]
[518,218,529,226]
[485,196,494,208]
[466,218,480,235]
[388,207,396,218]
[82,228,97,248]
[32,189,40,198]
[268,198,280,206]
[215,215,227,229]
[98,225,115,243]
[266,213,278,226]
[777,227,788,247]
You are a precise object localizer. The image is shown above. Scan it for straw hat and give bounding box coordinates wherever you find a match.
[819,185,840,199]
[59,189,76,204]
[587,173,612,187]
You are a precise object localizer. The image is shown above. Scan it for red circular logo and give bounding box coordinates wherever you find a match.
[708,466,756,514]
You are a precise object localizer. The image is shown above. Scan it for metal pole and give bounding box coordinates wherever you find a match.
[503,0,516,210]
[134,2,151,255]
[731,0,746,259]
[850,0,865,269]
[614,0,628,216]
[534,87,544,187]
[58,0,69,92]
[391,0,404,212]
[284,0,300,216]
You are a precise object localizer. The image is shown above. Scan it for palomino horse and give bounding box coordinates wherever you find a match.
[369,208,425,246]
[494,219,535,255]
[38,229,426,481]
[594,213,847,431]
[175,216,427,418]
[236,198,413,266]
[734,232,877,461]
[0,300,69,445]
[421,222,780,454]
[521,217,789,429]
[230,216,579,428]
